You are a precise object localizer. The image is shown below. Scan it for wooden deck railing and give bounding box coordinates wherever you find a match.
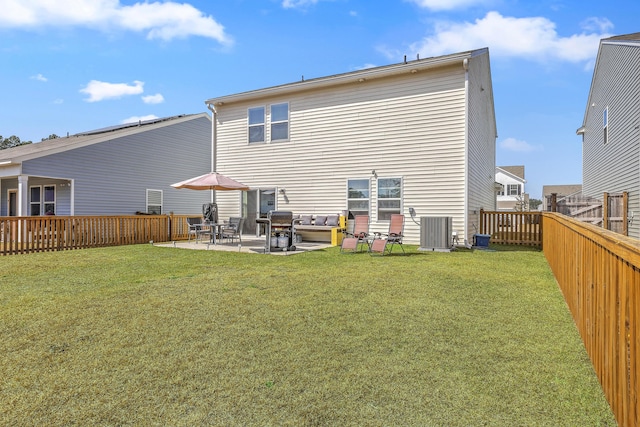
[542,212,639,427]
[0,215,170,255]
[0,214,204,255]
[479,210,542,246]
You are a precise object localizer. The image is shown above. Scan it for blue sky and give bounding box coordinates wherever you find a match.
[1,0,639,199]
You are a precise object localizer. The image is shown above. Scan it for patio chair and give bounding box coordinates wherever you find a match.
[220,217,245,244]
[186,217,204,242]
[340,215,370,253]
[370,214,406,255]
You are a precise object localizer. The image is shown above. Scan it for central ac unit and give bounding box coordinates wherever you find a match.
[418,217,453,252]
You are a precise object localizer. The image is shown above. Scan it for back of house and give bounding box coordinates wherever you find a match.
[206,49,497,245]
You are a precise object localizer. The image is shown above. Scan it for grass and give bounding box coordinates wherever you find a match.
[0,244,616,426]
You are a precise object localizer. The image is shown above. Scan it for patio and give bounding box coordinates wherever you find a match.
[155,235,333,255]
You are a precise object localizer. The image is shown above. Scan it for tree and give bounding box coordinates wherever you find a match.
[0,135,32,150]
[42,134,60,141]
[529,198,542,210]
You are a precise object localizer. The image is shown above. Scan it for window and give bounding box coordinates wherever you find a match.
[507,184,521,196]
[30,185,56,215]
[497,184,504,196]
[147,189,163,214]
[248,106,265,143]
[270,103,289,141]
[377,178,402,220]
[603,107,608,145]
[347,179,370,217]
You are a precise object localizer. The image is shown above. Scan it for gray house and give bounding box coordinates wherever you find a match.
[0,114,212,217]
[206,48,497,245]
[577,32,640,238]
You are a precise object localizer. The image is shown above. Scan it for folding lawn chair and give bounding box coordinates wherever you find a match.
[370,214,406,255]
[340,215,371,253]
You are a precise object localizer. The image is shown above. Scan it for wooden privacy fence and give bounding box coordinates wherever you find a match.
[543,212,639,427]
[479,210,542,246]
[0,215,170,255]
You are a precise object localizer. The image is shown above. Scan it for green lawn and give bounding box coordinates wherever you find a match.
[0,244,616,426]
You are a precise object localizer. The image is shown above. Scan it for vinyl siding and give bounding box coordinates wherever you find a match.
[582,41,640,238]
[214,62,488,244]
[18,115,212,215]
[467,52,497,239]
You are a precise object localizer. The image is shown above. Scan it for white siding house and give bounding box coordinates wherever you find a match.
[578,33,640,238]
[0,114,212,217]
[206,48,497,244]
[495,166,527,211]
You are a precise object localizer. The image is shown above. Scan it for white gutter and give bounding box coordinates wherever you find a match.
[206,104,217,203]
[462,58,470,246]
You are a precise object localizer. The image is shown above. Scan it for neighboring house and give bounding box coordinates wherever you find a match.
[205,48,497,245]
[495,165,527,210]
[0,114,212,217]
[542,184,582,211]
[577,32,640,239]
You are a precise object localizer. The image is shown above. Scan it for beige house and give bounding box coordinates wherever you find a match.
[205,48,497,245]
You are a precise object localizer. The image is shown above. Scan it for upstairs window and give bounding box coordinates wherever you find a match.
[507,184,521,196]
[497,184,504,196]
[248,106,265,143]
[270,103,289,141]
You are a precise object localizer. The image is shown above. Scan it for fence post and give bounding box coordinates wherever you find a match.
[550,193,557,212]
[603,192,609,231]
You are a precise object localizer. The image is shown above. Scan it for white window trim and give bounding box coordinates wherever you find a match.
[146,189,163,214]
[376,177,403,221]
[346,178,371,217]
[270,102,290,142]
[29,184,56,216]
[248,106,266,144]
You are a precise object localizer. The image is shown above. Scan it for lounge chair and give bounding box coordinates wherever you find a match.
[340,215,370,253]
[220,217,245,244]
[370,214,406,255]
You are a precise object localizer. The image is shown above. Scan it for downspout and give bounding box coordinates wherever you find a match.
[462,58,471,248]
[207,103,217,203]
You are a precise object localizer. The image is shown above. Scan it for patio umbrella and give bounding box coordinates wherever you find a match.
[171,172,250,191]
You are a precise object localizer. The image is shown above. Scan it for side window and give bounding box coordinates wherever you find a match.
[248,106,265,143]
[29,185,56,215]
[30,186,41,216]
[497,184,504,196]
[147,189,163,214]
[377,177,402,220]
[347,179,370,217]
[270,103,289,141]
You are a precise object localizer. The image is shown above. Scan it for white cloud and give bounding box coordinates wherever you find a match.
[53,99,64,104]
[500,137,541,153]
[0,0,232,44]
[31,73,48,82]
[122,115,159,124]
[399,11,612,63]
[80,80,144,102]
[406,0,490,11]
[282,0,319,9]
[142,93,164,104]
